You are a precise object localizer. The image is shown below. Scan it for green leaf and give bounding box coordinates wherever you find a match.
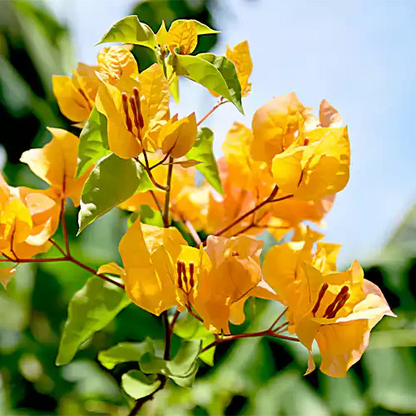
[56,277,131,366]
[198,53,243,114]
[173,20,220,35]
[186,127,223,194]
[173,53,243,114]
[96,15,156,50]
[76,108,110,179]
[173,313,216,367]
[122,370,161,400]
[78,154,154,234]
[139,205,164,227]
[127,205,163,228]
[98,339,155,370]
[139,340,201,388]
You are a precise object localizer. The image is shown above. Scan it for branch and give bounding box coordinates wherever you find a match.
[149,190,163,216]
[136,158,169,191]
[128,376,167,416]
[200,328,299,354]
[2,236,124,290]
[197,98,227,127]
[182,218,202,246]
[214,186,294,238]
[60,198,70,256]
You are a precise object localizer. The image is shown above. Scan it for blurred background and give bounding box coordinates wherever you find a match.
[1,0,415,415]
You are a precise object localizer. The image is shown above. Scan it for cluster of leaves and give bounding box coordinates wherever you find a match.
[0,10,400,415]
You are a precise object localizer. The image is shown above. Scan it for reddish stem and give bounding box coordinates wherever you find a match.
[197,99,227,127]
[214,186,291,237]
[60,198,70,256]
[200,328,299,354]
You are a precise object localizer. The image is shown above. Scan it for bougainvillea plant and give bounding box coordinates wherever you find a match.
[0,16,395,414]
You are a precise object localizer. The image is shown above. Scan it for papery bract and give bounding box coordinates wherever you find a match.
[52,63,100,123]
[262,232,395,377]
[226,41,253,97]
[96,65,170,158]
[195,235,278,333]
[97,45,138,84]
[20,128,91,206]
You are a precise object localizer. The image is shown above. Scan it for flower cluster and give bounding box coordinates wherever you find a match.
[1,15,394,388]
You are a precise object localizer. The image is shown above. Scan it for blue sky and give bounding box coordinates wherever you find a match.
[47,0,416,266]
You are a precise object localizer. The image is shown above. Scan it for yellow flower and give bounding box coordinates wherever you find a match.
[0,192,32,254]
[52,46,139,125]
[205,122,334,239]
[52,62,100,123]
[119,220,276,333]
[166,20,198,55]
[20,128,91,207]
[195,234,278,333]
[222,122,274,194]
[157,19,219,55]
[0,174,60,260]
[262,233,395,377]
[97,45,138,84]
[251,92,306,165]
[158,112,197,158]
[119,218,210,316]
[96,64,170,159]
[250,94,350,201]
[271,126,350,201]
[226,41,253,97]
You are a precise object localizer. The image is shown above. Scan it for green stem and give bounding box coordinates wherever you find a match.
[163,156,174,228]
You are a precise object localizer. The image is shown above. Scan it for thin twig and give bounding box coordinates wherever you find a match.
[149,147,173,170]
[49,238,67,257]
[274,322,289,334]
[135,157,168,191]
[149,190,163,215]
[68,254,124,289]
[269,307,288,331]
[0,256,67,263]
[128,376,167,416]
[163,311,171,360]
[200,328,299,354]
[1,240,124,290]
[163,157,174,227]
[214,186,280,237]
[169,309,181,333]
[197,99,227,127]
[186,304,204,323]
[183,218,202,246]
[60,198,70,256]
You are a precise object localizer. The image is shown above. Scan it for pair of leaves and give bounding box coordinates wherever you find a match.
[139,339,201,388]
[172,52,243,114]
[98,338,201,398]
[56,277,131,366]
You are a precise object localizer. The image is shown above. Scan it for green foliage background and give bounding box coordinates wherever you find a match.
[0,1,415,415]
